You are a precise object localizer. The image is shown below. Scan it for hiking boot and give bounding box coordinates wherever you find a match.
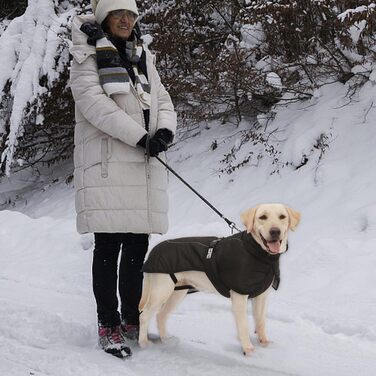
[121,322,139,341]
[98,324,132,358]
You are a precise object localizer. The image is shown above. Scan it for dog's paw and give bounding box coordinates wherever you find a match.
[258,337,272,347]
[242,346,255,356]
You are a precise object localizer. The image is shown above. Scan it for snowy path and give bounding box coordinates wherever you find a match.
[0,280,283,376]
[1,274,375,376]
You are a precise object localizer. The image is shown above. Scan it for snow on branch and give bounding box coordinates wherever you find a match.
[338,3,376,22]
[0,0,76,176]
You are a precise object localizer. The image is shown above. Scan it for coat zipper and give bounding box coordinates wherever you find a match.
[101,138,109,178]
[131,85,153,233]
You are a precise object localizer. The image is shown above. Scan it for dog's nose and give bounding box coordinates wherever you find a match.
[269,227,281,240]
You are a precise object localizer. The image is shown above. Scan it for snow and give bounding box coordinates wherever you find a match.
[240,23,265,49]
[266,72,283,89]
[338,4,376,22]
[1,78,376,375]
[0,0,76,175]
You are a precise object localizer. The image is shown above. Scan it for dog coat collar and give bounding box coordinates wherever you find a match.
[203,232,281,298]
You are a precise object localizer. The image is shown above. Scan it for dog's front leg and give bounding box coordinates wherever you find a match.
[252,289,270,345]
[230,290,254,356]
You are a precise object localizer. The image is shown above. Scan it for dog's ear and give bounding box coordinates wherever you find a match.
[285,206,301,231]
[241,207,257,233]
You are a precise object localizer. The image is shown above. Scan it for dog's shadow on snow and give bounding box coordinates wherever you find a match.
[130,334,295,376]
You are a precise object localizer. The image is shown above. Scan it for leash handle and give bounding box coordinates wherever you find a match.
[156,156,241,233]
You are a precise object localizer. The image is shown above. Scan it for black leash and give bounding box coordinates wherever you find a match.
[156,156,241,233]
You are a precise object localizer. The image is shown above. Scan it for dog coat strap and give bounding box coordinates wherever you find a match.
[206,239,221,259]
[272,243,285,290]
[170,273,197,293]
[272,261,280,290]
[169,273,178,284]
[175,285,197,292]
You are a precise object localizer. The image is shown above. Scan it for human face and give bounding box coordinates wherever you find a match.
[106,9,137,40]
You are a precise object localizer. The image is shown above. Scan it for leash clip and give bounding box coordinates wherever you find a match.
[228,221,241,235]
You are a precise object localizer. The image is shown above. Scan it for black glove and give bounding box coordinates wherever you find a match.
[137,134,164,157]
[153,128,174,145]
[137,129,174,157]
[80,22,105,46]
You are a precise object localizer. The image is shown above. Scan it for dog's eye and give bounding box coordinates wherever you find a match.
[259,215,267,220]
[279,215,286,220]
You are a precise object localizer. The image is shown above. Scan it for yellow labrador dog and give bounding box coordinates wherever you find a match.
[139,204,300,355]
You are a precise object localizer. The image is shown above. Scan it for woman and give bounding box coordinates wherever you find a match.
[70,0,177,357]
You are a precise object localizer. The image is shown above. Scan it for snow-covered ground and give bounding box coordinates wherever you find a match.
[1,81,376,375]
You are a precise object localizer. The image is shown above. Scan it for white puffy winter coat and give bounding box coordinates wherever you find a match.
[69,15,177,234]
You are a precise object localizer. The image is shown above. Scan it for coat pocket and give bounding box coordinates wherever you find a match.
[101,137,110,178]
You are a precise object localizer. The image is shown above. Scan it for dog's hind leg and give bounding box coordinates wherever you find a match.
[139,273,175,348]
[139,273,151,313]
[157,289,188,341]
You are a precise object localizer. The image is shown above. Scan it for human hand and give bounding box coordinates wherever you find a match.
[153,129,174,145]
[137,129,173,157]
[137,134,165,157]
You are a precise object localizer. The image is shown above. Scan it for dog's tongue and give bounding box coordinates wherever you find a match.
[267,241,280,254]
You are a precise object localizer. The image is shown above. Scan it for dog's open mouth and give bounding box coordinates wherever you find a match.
[261,235,282,254]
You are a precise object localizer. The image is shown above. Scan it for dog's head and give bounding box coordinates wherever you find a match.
[241,204,300,255]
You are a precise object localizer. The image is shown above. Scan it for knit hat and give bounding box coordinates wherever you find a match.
[91,0,139,25]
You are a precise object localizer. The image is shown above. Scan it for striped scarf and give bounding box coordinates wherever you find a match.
[95,35,151,109]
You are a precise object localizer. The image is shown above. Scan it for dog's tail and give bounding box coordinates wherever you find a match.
[139,273,151,312]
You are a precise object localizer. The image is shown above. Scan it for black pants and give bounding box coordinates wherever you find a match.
[92,232,149,327]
